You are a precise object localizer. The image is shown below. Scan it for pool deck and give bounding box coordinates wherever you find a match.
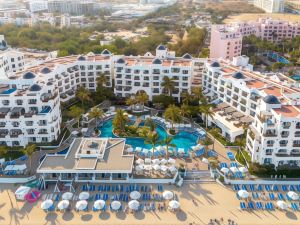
[1,182,299,225]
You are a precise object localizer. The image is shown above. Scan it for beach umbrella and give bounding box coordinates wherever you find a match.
[57,200,69,210]
[230,167,239,173]
[79,192,89,200]
[127,147,133,153]
[160,158,168,165]
[145,158,151,164]
[276,201,288,210]
[128,200,140,210]
[130,191,141,200]
[76,200,88,211]
[221,167,229,173]
[239,167,248,173]
[135,147,142,152]
[155,146,163,151]
[238,190,249,199]
[62,192,73,200]
[202,157,209,164]
[288,191,299,200]
[169,165,177,173]
[163,191,174,200]
[93,200,105,210]
[177,148,185,154]
[144,165,152,171]
[111,201,121,210]
[152,158,160,164]
[161,165,168,172]
[135,164,144,172]
[168,158,176,164]
[152,164,161,171]
[142,148,149,154]
[169,200,180,209]
[136,158,144,165]
[41,199,53,210]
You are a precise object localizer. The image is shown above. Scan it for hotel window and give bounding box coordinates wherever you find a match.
[265,149,273,155]
[143,70,149,74]
[88,65,93,70]
[96,65,102,70]
[171,68,180,73]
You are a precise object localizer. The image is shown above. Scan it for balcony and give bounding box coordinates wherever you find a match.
[263,133,277,137]
[293,143,300,147]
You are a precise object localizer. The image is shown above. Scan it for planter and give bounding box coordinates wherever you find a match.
[166,128,178,136]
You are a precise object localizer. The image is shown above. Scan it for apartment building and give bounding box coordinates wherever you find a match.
[203,56,300,168]
[210,18,300,60]
[114,45,204,101]
[48,0,95,16]
[253,0,285,13]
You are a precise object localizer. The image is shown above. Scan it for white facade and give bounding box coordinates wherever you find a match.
[29,0,48,13]
[253,0,285,13]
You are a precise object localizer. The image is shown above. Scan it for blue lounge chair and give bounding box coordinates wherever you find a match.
[296,185,300,192]
[289,185,295,191]
[272,185,279,192]
[282,185,288,192]
[240,202,246,210]
[242,184,247,191]
[250,184,255,192]
[265,185,271,192]
[227,152,235,160]
[269,193,275,200]
[278,193,284,200]
[233,184,240,191]
[257,184,263,191]
[286,193,292,201]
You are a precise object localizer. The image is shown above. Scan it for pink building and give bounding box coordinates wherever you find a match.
[210,18,300,60]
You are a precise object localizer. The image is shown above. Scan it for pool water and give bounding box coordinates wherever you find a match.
[99,119,199,151]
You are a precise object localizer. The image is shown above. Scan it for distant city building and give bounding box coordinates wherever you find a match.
[28,0,48,13]
[48,0,95,16]
[253,0,285,13]
[210,18,300,60]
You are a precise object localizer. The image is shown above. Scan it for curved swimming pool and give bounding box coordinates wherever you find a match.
[98,119,199,151]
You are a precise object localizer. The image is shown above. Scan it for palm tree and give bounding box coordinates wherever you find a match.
[76,87,91,107]
[125,96,136,111]
[145,117,156,132]
[96,73,108,88]
[0,145,8,159]
[22,144,36,174]
[161,76,175,96]
[112,109,128,132]
[180,103,191,119]
[145,133,159,158]
[191,87,206,104]
[181,91,193,104]
[68,105,84,128]
[88,107,104,126]
[136,92,148,110]
[199,103,215,129]
[164,104,182,129]
[160,136,176,158]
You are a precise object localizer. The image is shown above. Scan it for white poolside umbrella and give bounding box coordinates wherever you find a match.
[130,191,141,200]
[160,158,168,165]
[155,146,163,151]
[238,190,249,199]
[145,158,151,164]
[136,158,144,165]
[93,200,105,210]
[127,147,133,153]
[57,200,69,210]
[239,167,248,173]
[41,199,53,210]
[163,191,174,200]
[152,158,160,164]
[128,200,140,210]
[221,167,229,173]
[135,147,142,152]
[230,167,239,173]
[276,201,288,210]
[153,164,161,171]
[288,191,299,200]
[62,192,73,200]
[169,165,177,173]
[79,192,90,200]
[202,157,209,164]
[177,148,185,154]
[144,165,152,171]
[135,164,144,172]
[169,200,180,209]
[168,158,176,164]
[142,148,149,154]
[71,130,79,135]
[161,165,168,172]
[111,201,121,210]
[76,200,88,211]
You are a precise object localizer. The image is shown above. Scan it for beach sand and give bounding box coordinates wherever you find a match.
[0,183,299,225]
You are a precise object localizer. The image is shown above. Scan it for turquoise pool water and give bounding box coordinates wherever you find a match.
[99,119,199,151]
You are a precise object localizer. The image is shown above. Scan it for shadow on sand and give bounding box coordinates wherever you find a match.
[176,210,187,221]
[99,212,110,220]
[286,211,297,220]
[116,211,126,220]
[62,212,74,221]
[81,214,93,221]
[134,211,145,220]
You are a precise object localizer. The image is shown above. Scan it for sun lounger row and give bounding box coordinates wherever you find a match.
[81,184,154,193]
[233,184,300,192]
[240,201,274,210]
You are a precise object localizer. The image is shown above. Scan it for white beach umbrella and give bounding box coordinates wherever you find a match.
[111,201,121,210]
[130,191,141,200]
[168,158,176,164]
[202,157,209,164]
[177,148,185,154]
[238,190,249,199]
[79,192,90,200]
[152,158,160,164]
[41,199,53,210]
[144,165,152,171]
[238,167,248,173]
[62,192,73,200]
[135,147,142,152]
[128,200,140,210]
[57,200,69,210]
[155,146,163,151]
[169,200,180,209]
[93,200,105,210]
[288,191,299,200]
[71,130,79,135]
[230,167,239,173]
[160,158,168,165]
[161,165,168,172]
[127,147,133,153]
[276,200,288,210]
[76,200,88,211]
[142,148,149,154]
[220,167,229,173]
[169,165,177,173]
[136,158,144,165]
[145,158,151,164]
[135,164,144,172]
[163,191,174,200]
[152,164,161,171]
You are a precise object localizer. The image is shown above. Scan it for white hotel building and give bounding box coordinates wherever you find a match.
[203,56,300,168]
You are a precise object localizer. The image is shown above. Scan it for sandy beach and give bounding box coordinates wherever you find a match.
[0,183,299,225]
